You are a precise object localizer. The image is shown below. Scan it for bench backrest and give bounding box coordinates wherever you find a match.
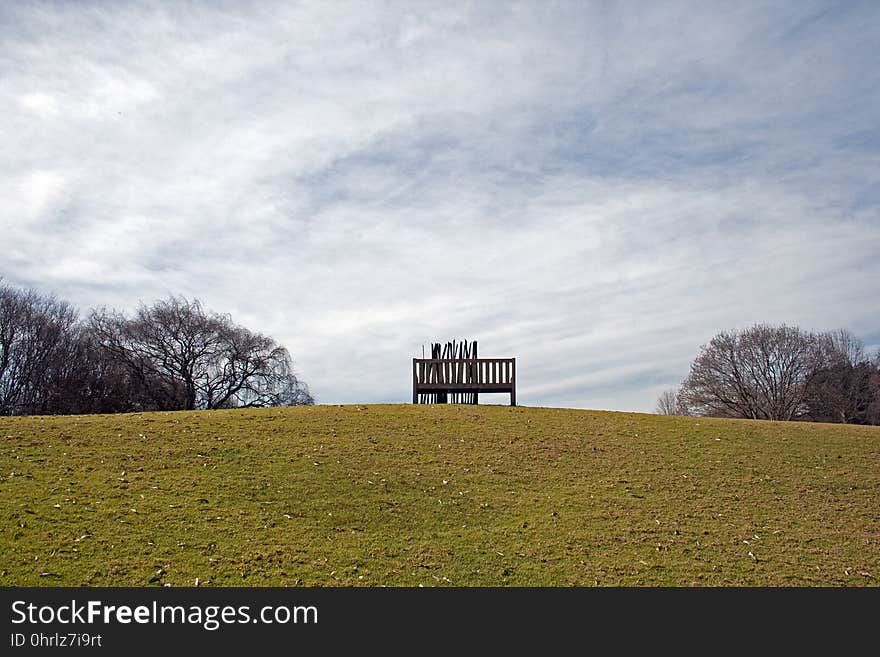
[412,358,515,387]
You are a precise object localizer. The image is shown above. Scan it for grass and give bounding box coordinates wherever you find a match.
[1,404,878,586]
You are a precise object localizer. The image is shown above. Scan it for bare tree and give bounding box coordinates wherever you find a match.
[89,296,312,411]
[0,282,81,415]
[0,282,313,415]
[656,388,682,415]
[804,330,876,424]
[199,322,312,408]
[819,329,866,365]
[678,324,818,421]
[869,352,880,425]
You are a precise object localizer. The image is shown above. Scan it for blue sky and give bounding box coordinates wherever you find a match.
[2,1,879,410]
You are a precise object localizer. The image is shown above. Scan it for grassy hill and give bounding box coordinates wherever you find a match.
[1,404,877,586]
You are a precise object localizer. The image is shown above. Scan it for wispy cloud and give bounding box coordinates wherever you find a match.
[2,1,879,410]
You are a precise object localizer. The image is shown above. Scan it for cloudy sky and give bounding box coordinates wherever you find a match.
[2,1,879,411]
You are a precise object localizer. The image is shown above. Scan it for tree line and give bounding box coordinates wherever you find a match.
[0,281,313,416]
[657,324,880,425]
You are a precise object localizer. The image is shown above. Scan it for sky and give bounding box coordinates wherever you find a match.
[2,1,879,411]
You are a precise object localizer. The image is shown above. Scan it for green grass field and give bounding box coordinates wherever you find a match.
[1,404,877,586]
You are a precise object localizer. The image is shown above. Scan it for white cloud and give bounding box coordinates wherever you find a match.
[1,1,878,411]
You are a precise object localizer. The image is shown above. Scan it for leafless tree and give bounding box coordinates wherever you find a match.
[89,296,312,411]
[656,388,682,415]
[803,330,876,424]
[823,329,866,364]
[1,282,313,415]
[868,352,880,425]
[678,324,819,421]
[0,281,81,415]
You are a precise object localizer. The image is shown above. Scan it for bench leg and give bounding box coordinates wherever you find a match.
[510,389,516,407]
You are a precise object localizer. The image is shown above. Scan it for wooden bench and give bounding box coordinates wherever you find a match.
[412,358,516,406]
